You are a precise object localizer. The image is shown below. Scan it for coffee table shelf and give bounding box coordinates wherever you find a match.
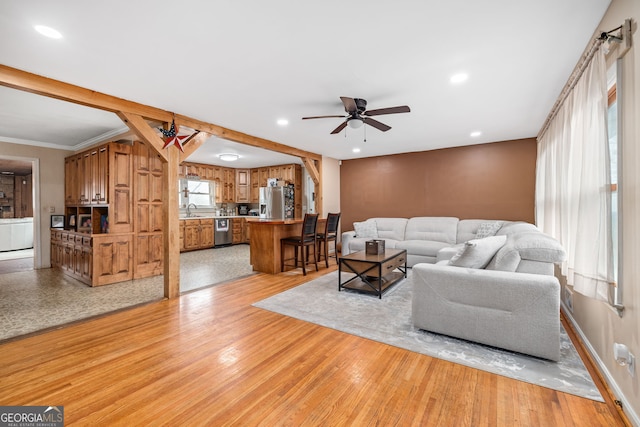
[338,248,407,298]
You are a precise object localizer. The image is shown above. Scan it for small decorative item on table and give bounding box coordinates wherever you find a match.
[365,239,385,255]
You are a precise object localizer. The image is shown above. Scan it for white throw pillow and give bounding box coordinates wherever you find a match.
[448,235,507,269]
[353,220,378,238]
[475,221,504,239]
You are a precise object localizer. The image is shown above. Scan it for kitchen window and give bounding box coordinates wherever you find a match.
[179,179,216,208]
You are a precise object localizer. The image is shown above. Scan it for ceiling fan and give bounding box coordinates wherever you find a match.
[302,96,410,134]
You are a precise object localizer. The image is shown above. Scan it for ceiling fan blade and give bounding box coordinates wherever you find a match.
[330,121,348,134]
[302,115,346,120]
[364,105,411,116]
[363,117,391,132]
[340,97,357,114]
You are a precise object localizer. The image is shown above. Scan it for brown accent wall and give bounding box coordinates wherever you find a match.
[340,138,537,231]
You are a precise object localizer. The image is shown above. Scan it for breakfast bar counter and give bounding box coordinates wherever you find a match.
[247,217,325,274]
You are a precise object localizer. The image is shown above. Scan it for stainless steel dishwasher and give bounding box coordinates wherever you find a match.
[214,218,232,247]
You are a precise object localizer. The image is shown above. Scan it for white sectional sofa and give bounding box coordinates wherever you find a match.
[341,217,566,360]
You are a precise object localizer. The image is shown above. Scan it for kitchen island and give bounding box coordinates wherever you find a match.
[247,217,326,274]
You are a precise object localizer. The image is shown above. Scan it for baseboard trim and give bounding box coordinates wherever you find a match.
[561,302,639,427]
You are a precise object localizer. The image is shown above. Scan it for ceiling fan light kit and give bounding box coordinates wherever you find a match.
[302,96,410,135]
[347,118,363,129]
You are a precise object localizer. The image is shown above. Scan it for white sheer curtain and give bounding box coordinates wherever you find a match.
[536,46,613,301]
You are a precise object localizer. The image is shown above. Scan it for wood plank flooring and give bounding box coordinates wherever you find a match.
[0,266,628,426]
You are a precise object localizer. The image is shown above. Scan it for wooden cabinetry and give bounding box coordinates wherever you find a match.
[70,146,109,205]
[222,168,235,203]
[236,169,250,203]
[232,218,243,244]
[133,140,164,279]
[181,218,214,252]
[64,142,132,235]
[65,156,77,205]
[179,162,238,204]
[250,169,260,203]
[90,146,108,204]
[241,218,250,243]
[58,141,135,286]
[51,230,133,286]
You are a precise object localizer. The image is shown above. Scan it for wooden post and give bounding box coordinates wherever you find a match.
[163,147,180,298]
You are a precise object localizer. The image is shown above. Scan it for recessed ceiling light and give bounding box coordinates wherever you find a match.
[218,153,240,162]
[277,119,289,126]
[352,148,361,153]
[470,131,482,137]
[34,25,62,39]
[450,72,468,84]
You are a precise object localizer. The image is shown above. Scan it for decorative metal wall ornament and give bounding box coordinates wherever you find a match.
[159,116,189,152]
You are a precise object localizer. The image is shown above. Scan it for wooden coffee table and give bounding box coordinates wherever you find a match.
[338,248,407,298]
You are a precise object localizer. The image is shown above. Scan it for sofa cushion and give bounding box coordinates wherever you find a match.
[496,222,538,236]
[449,235,507,269]
[456,219,488,243]
[353,220,378,238]
[396,240,451,257]
[405,217,458,244]
[475,221,504,238]
[510,232,566,263]
[484,231,562,272]
[370,218,408,241]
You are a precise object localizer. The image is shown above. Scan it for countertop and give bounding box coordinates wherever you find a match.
[179,215,254,220]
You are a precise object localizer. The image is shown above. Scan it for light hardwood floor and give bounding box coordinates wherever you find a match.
[0,265,628,426]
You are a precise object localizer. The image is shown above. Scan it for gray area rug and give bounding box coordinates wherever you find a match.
[253,270,603,402]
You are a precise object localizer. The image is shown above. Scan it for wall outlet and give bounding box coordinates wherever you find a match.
[48,206,55,213]
[563,287,574,313]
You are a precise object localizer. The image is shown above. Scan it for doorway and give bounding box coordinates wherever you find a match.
[0,155,39,272]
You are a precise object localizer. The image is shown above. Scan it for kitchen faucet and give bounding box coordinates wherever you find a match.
[186,203,197,217]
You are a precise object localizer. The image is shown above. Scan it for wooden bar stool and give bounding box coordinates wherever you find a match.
[280,213,319,275]
[317,212,341,268]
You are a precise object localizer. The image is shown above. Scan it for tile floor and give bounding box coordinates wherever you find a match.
[0,244,255,341]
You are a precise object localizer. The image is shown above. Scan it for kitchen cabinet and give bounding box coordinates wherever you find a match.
[236,169,250,203]
[133,140,164,279]
[65,156,77,205]
[51,230,132,286]
[64,142,132,234]
[259,167,269,187]
[90,146,108,204]
[232,218,243,244]
[250,169,260,203]
[223,168,235,203]
[242,218,251,242]
[181,218,214,252]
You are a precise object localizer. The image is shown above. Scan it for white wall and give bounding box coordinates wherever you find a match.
[563,1,640,424]
[0,141,71,268]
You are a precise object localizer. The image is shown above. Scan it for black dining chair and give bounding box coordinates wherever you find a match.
[280,213,319,275]
[317,212,341,268]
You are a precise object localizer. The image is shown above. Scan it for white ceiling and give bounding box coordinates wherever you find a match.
[0,1,611,168]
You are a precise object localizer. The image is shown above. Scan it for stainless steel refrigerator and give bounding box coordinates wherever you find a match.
[259,186,285,219]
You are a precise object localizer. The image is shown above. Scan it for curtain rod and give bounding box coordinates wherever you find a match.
[537,20,632,139]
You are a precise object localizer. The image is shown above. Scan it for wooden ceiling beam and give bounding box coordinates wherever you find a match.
[179,131,209,164]
[116,112,169,162]
[0,64,322,162]
[301,157,320,185]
